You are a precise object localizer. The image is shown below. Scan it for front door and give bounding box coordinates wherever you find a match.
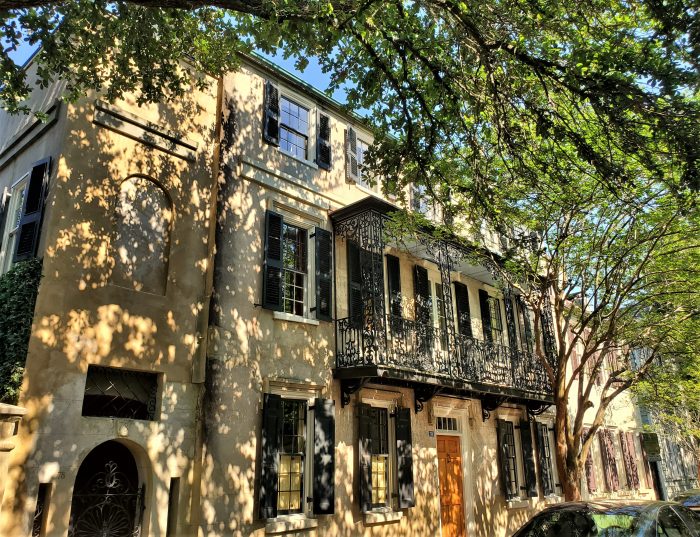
[437,435,466,537]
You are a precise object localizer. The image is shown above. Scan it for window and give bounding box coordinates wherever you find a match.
[278,399,306,514]
[262,210,332,321]
[436,416,459,432]
[489,297,504,344]
[281,223,308,316]
[358,402,415,512]
[369,407,390,508]
[81,366,159,421]
[516,299,534,353]
[0,177,27,274]
[279,96,309,160]
[259,392,336,519]
[411,184,429,214]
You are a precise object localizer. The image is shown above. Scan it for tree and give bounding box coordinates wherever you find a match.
[407,169,699,501]
[1,0,698,201]
[2,0,699,501]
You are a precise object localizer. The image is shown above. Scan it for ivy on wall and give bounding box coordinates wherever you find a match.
[0,258,43,404]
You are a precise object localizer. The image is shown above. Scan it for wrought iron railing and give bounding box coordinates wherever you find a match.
[336,314,551,395]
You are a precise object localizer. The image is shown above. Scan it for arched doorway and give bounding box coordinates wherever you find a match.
[69,441,144,537]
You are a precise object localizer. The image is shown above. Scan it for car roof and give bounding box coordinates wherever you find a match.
[538,500,676,514]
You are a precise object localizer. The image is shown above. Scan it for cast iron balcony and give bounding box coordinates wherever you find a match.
[336,314,552,399]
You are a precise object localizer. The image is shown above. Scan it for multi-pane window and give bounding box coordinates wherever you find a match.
[411,184,429,214]
[0,177,27,274]
[282,223,307,316]
[501,420,519,499]
[356,139,370,187]
[436,416,459,432]
[489,297,504,344]
[278,399,306,514]
[538,423,555,495]
[279,97,309,160]
[370,407,390,508]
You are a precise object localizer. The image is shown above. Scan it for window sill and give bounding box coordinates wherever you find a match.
[364,510,403,525]
[278,148,319,170]
[273,311,320,326]
[544,495,564,504]
[507,499,530,510]
[265,514,318,534]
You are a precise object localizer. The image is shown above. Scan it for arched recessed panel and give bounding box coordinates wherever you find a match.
[112,176,172,295]
[69,441,143,537]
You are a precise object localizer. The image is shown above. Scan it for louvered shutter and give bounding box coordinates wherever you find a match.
[519,420,538,497]
[598,429,620,492]
[479,290,492,342]
[496,419,514,499]
[454,282,472,338]
[621,432,640,490]
[583,428,597,493]
[313,398,335,514]
[259,393,282,519]
[414,265,432,353]
[14,158,51,262]
[263,81,280,146]
[316,112,332,170]
[345,127,359,183]
[314,227,333,321]
[262,210,284,311]
[358,403,373,513]
[505,296,518,351]
[0,187,9,244]
[395,407,415,508]
[535,422,554,496]
[347,241,363,327]
[386,254,402,318]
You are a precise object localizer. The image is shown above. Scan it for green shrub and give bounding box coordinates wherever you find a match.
[0,258,43,404]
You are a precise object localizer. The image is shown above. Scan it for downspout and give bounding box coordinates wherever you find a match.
[189,74,224,533]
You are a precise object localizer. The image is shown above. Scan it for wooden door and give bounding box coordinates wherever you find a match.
[437,435,467,537]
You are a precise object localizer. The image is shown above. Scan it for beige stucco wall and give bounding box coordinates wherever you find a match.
[0,62,220,537]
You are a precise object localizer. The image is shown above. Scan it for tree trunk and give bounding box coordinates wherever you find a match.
[554,396,583,501]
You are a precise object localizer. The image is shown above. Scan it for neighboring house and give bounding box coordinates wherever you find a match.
[0,52,677,537]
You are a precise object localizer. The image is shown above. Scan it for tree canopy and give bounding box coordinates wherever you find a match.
[2,0,699,203]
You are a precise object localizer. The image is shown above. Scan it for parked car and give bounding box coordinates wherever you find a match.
[674,490,700,512]
[512,501,700,536]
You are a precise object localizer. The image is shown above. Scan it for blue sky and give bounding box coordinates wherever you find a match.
[9,40,349,105]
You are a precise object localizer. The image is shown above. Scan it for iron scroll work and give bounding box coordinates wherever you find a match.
[332,198,553,409]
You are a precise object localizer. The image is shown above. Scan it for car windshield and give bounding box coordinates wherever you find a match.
[520,506,655,537]
[591,513,640,536]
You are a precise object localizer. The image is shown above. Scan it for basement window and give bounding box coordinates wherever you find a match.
[81,365,159,421]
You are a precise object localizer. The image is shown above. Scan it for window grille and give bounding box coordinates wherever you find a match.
[82,366,158,421]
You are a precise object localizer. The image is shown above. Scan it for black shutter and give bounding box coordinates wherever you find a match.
[313,398,335,515]
[259,393,282,519]
[316,113,332,170]
[315,227,333,321]
[535,422,554,496]
[496,419,513,499]
[262,210,284,311]
[347,241,363,327]
[14,158,50,262]
[414,265,432,353]
[519,420,538,497]
[0,187,9,254]
[454,282,472,338]
[386,254,402,318]
[505,296,518,351]
[358,403,373,513]
[479,290,492,342]
[345,127,359,182]
[395,407,415,508]
[263,81,280,146]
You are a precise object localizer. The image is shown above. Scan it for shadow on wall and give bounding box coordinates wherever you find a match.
[3,70,220,537]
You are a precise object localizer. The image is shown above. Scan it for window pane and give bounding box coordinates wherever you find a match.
[279,97,309,160]
[278,400,306,514]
